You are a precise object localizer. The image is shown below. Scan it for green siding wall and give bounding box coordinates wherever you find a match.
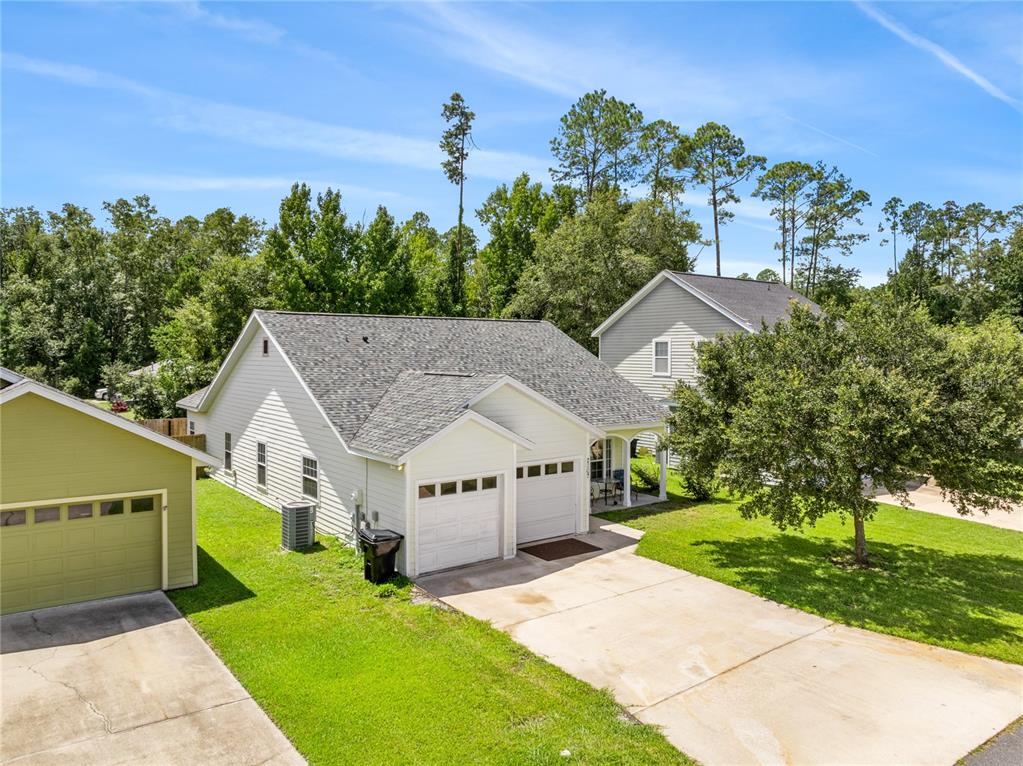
[0,393,195,589]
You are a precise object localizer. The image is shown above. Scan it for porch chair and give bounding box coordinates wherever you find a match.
[611,469,638,503]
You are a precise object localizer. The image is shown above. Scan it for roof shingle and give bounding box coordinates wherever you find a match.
[669,272,820,329]
[253,312,666,457]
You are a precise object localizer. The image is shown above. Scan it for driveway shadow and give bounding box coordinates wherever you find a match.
[691,534,1023,649]
[1,592,181,653]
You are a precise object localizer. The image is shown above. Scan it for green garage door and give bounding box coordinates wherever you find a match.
[0,494,162,615]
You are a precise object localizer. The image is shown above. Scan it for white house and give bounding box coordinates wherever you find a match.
[593,270,820,454]
[178,311,668,577]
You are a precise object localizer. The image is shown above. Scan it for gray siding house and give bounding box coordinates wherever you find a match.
[593,271,820,453]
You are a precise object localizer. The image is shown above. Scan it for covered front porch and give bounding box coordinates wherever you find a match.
[588,425,668,512]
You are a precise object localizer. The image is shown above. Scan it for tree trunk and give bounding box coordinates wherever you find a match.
[853,514,869,566]
[456,133,465,314]
[711,180,721,276]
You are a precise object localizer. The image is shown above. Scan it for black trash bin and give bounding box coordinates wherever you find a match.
[357,528,403,584]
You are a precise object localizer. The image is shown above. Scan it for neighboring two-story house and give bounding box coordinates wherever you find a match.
[593,270,820,455]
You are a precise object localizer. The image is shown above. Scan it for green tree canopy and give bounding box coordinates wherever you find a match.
[505,190,698,350]
[665,296,1023,565]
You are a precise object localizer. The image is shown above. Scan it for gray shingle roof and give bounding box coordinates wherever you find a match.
[252,312,666,458]
[177,385,208,410]
[669,272,820,329]
[350,371,507,458]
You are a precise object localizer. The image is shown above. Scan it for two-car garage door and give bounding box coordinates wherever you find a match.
[415,459,581,574]
[1,493,162,615]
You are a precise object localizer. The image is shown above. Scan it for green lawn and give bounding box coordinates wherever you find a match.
[170,480,692,766]
[605,463,1023,665]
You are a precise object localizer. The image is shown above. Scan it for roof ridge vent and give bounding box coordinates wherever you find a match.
[422,371,476,378]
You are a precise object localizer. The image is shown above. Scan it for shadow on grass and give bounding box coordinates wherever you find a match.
[170,545,256,616]
[691,534,1023,649]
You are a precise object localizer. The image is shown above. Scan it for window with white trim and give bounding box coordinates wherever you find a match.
[188,420,195,435]
[590,439,613,480]
[302,456,318,499]
[256,442,267,488]
[224,433,233,470]
[653,337,671,376]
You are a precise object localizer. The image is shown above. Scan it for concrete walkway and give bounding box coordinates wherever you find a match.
[1,592,304,766]
[875,483,1023,532]
[421,520,1023,766]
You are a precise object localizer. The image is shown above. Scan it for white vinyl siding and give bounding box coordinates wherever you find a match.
[600,278,747,399]
[471,385,589,463]
[197,327,405,544]
[407,419,516,576]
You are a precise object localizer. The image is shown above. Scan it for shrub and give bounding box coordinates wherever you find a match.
[631,458,660,493]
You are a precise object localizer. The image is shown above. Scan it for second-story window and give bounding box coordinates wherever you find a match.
[224,432,233,470]
[653,338,671,376]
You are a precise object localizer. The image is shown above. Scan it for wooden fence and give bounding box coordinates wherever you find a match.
[139,417,189,437]
[174,433,206,451]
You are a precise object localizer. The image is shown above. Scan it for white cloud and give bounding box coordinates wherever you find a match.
[404,2,872,158]
[4,53,549,182]
[176,1,285,45]
[855,2,1022,113]
[104,174,408,201]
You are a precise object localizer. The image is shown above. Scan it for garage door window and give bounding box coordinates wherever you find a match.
[561,461,574,473]
[461,478,478,493]
[34,507,59,523]
[527,465,541,478]
[1,510,26,526]
[68,503,94,520]
[440,481,457,496]
[418,483,436,499]
[131,497,155,513]
[100,500,124,516]
[545,463,558,475]
[481,476,497,490]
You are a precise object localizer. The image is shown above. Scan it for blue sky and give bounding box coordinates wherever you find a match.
[3,1,1021,285]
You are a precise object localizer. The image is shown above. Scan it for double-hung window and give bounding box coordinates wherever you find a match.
[302,457,319,499]
[224,433,233,470]
[256,442,267,488]
[653,337,671,376]
[590,438,613,480]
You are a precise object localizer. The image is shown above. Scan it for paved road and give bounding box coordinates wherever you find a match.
[963,719,1023,766]
[1,592,303,765]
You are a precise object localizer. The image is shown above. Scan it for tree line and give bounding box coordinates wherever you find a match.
[2,88,1020,416]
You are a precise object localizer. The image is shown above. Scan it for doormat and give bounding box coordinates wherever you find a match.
[520,538,602,561]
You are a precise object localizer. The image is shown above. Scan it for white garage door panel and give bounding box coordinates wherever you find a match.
[417,484,500,574]
[517,462,578,544]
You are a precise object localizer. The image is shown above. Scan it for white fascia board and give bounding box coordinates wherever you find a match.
[464,375,606,438]
[397,410,534,464]
[0,381,219,466]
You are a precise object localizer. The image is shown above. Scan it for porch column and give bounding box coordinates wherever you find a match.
[658,448,668,500]
[622,437,632,508]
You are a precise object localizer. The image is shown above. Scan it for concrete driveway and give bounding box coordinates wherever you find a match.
[421,520,1023,766]
[875,483,1023,532]
[1,592,303,766]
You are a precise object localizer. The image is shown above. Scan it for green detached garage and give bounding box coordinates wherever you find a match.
[0,375,217,614]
